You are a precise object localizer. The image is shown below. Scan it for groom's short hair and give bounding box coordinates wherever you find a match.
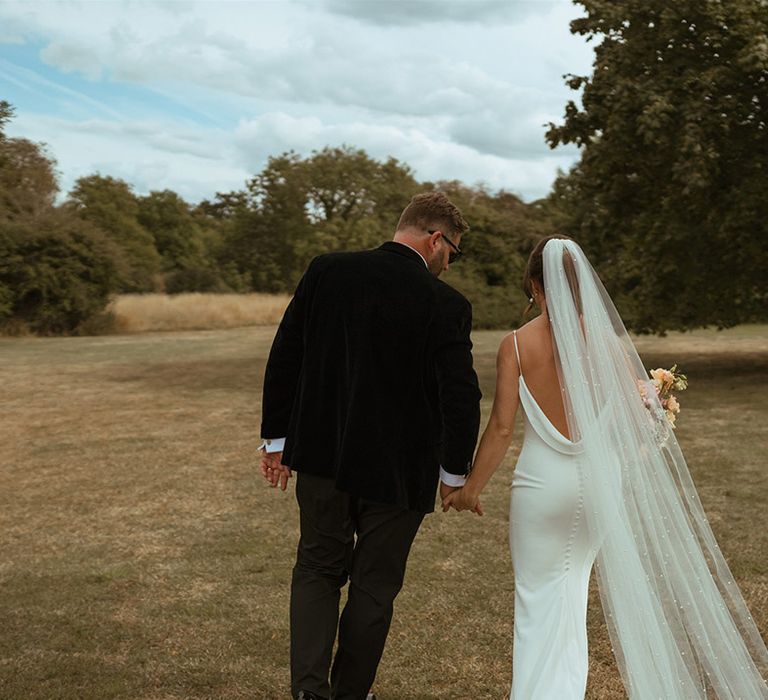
[397,192,469,239]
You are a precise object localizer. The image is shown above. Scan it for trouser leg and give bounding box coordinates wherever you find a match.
[290,473,355,700]
[330,500,425,700]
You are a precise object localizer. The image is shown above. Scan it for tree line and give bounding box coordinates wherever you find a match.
[0,106,550,334]
[1,0,766,335]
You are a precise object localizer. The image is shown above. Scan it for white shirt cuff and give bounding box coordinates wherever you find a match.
[259,437,286,453]
[440,466,467,488]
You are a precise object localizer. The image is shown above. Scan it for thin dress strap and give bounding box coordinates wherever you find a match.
[512,330,522,377]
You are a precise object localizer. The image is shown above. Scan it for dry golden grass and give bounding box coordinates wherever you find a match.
[0,325,766,699]
[110,293,292,333]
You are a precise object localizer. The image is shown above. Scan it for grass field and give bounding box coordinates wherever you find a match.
[1,325,767,699]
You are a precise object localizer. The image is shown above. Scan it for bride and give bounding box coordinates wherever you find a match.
[443,236,768,698]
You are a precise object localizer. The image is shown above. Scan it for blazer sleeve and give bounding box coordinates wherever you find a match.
[260,259,316,439]
[433,294,482,476]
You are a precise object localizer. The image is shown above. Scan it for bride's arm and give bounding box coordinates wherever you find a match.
[443,333,520,512]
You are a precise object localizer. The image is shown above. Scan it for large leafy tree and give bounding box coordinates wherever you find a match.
[546,0,768,332]
[66,175,161,292]
[137,189,237,293]
[137,189,207,271]
[211,146,419,293]
[0,100,58,221]
[207,147,552,326]
[0,104,123,334]
[200,153,304,293]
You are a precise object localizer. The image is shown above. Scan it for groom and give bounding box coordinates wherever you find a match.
[260,192,482,700]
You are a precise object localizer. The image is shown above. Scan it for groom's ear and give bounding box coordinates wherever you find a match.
[427,229,442,251]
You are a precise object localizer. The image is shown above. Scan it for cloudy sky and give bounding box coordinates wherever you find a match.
[0,0,594,203]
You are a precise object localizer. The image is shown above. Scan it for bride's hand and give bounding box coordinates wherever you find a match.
[442,486,484,516]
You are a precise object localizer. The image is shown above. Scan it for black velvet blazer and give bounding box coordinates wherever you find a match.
[260,241,482,512]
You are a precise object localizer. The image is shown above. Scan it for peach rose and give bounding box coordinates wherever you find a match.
[651,368,675,386]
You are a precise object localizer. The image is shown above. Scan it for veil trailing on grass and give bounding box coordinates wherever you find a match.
[543,238,768,698]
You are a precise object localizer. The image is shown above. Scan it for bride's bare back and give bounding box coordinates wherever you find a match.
[514,314,571,441]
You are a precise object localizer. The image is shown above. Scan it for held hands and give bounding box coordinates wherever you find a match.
[441,484,484,516]
[260,450,292,491]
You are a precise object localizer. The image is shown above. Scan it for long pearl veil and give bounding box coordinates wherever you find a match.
[542,238,768,698]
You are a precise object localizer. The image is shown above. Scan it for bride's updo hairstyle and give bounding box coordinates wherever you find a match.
[522,234,576,319]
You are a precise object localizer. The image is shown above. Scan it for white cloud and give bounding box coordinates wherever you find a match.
[0,0,593,202]
[320,0,558,26]
[233,111,574,200]
[6,113,248,202]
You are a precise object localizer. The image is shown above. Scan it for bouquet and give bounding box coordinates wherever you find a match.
[639,364,688,428]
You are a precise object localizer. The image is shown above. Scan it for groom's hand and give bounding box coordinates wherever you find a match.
[440,482,459,504]
[260,450,292,491]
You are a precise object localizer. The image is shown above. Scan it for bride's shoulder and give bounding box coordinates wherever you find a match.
[515,318,538,335]
[495,334,520,378]
[497,330,521,367]
[499,321,528,349]
[503,317,539,344]
[499,318,548,359]
[498,332,516,352]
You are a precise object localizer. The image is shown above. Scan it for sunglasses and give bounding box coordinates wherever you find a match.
[428,230,462,264]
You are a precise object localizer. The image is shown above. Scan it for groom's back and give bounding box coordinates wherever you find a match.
[264,241,477,512]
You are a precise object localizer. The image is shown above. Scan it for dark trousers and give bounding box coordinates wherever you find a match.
[290,472,425,700]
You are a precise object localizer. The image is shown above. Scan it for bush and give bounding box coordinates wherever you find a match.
[164,266,230,294]
[449,270,528,330]
[0,212,121,334]
[75,309,118,335]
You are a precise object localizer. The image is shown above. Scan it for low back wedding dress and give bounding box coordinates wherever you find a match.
[510,329,597,698]
[508,239,768,699]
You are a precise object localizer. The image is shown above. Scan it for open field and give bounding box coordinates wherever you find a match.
[1,325,767,699]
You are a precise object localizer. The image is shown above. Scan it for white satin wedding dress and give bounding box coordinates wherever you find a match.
[504,239,768,700]
[509,330,597,699]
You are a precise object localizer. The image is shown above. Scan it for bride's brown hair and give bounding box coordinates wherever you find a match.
[522,234,576,319]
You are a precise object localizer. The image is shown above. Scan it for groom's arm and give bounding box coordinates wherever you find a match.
[433,293,482,483]
[260,259,317,441]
